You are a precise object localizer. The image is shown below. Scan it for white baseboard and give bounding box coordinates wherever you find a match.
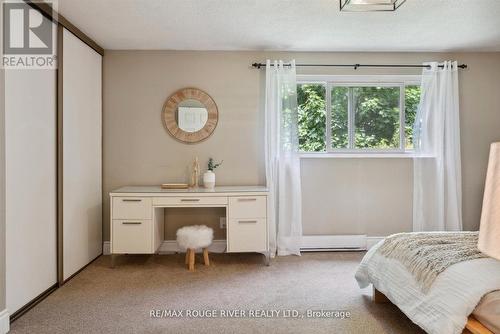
[103,236,385,256]
[0,309,9,334]
[103,240,227,255]
[159,240,227,253]
[366,236,385,249]
[103,241,110,255]
[301,235,367,251]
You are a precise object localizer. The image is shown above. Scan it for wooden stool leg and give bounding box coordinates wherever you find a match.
[185,249,190,265]
[188,248,195,271]
[203,248,210,266]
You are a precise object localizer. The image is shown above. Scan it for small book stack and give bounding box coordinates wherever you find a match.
[161,183,189,189]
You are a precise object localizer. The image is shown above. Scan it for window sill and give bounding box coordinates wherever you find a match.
[299,152,435,159]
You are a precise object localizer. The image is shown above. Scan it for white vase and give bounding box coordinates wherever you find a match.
[203,171,216,189]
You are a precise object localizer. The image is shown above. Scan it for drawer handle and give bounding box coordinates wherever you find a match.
[237,198,257,202]
[122,221,142,225]
[238,220,257,224]
[122,199,142,202]
[180,198,200,202]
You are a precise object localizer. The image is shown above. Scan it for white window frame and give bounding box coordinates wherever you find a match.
[297,75,421,158]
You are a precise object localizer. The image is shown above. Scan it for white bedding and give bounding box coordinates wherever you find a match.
[355,241,500,334]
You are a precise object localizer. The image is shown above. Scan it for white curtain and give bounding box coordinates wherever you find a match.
[413,61,462,231]
[265,60,303,256]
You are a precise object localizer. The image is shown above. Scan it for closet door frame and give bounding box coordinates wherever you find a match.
[59,26,103,282]
[53,12,104,286]
[57,23,64,286]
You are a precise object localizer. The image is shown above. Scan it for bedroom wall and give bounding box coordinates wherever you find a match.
[103,51,500,241]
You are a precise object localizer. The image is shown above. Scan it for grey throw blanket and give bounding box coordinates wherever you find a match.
[377,232,487,292]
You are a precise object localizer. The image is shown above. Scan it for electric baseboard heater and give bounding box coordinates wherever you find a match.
[301,235,367,252]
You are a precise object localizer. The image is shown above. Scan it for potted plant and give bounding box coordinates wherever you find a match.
[203,158,223,189]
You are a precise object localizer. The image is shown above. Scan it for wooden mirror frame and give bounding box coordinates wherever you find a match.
[162,87,218,144]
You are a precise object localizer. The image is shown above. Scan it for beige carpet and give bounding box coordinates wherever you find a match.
[10,252,424,334]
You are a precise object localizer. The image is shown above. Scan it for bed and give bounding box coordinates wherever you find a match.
[355,232,500,334]
[473,290,500,333]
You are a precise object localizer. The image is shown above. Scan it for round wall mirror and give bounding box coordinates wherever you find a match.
[162,88,218,144]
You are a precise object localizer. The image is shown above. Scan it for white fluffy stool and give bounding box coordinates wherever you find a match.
[176,225,213,271]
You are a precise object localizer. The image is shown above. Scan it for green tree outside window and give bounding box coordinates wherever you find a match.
[297,83,421,152]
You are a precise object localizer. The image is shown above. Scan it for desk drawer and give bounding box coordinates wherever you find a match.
[112,219,152,254]
[113,197,151,219]
[152,196,227,206]
[227,218,267,252]
[229,196,266,218]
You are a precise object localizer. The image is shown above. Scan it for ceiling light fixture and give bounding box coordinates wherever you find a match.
[340,0,407,12]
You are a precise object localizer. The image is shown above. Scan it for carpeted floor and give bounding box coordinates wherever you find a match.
[10,252,424,334]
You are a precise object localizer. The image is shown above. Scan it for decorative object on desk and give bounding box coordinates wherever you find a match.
[478,142,500,260]
[162,87,218,144]
[203,158,223,189]
[161,183,189,189]
[190,157,200,188]
[176,225,214,271]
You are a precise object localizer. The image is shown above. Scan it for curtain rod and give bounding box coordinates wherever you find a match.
[251,63,468,70]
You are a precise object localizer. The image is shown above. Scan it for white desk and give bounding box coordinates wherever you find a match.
[109,186,270,265]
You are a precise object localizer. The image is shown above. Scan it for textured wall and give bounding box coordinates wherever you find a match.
[103,51,500,241]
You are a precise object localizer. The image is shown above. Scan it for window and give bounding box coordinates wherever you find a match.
[297,76,421,154]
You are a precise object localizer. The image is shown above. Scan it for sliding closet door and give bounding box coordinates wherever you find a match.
[5,68,57,312]
[62,28,102,280]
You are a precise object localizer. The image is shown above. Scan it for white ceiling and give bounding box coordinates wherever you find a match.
[56,0,500,52]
